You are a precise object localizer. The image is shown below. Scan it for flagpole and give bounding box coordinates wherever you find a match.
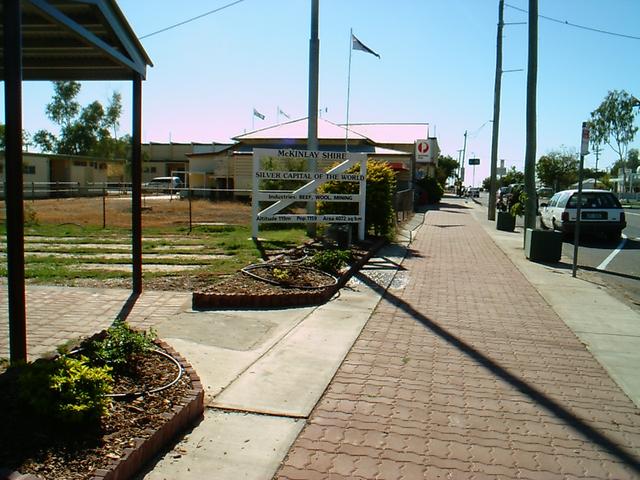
[252,108,255,131]
[345,28,353,152]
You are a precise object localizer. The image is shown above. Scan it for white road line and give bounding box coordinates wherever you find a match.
[596,233,628,271]
[624,211,640,216]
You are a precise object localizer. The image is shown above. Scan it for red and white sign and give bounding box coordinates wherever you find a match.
[415,138,439,163]
[580,122,590,156]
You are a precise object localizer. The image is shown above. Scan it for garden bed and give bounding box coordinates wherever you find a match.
[0,334,204,480]
[192,238,385,309]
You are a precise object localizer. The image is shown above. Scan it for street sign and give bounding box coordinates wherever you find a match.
[580,122,590,156]
[469,158,480,165]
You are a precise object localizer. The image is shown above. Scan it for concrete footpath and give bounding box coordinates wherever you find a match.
[1,196,639,479]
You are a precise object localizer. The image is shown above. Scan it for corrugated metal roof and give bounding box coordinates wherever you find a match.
[0,0,152,80]
[234,118,370,142]
[345,123,429,145]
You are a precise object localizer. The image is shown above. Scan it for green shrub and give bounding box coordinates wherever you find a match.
[308,249,352,274]
[86,322,156,373]
[18,355,112,424]
[415,175,444,204]
[318,160,396,238]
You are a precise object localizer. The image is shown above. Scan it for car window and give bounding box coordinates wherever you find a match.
[567,192,621,209]
[547,193,559,207]
[557,193,569,208]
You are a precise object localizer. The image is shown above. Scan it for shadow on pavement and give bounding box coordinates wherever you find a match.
[115,292,140,323]
[355,271,640,474]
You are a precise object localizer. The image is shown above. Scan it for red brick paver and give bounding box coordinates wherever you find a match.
[0,286,191,360]
[276,205,640,479]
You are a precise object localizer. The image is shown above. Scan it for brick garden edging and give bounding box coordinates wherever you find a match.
[1,340,204,480]
[192,237,386,310]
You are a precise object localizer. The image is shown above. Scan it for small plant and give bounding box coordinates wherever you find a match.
[86,322,156,373]
[17,355,113,425]
[271,267,291,283]
[509,187,527,217]
[309,249,352,275]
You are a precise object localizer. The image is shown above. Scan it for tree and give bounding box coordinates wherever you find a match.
[536,148,578,191]
[482,166,524,191]
[434,155,459,186]
[590,90,639,192]
[0,124,31,151]
[33,81,125,158]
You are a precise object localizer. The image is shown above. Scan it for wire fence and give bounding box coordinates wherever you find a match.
[0,183,416,233]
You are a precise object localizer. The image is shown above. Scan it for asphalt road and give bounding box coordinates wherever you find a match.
[567,209,640,312]
[476,192,640,312]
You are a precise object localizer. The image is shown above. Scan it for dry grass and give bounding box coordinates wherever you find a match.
[2,195,254,229]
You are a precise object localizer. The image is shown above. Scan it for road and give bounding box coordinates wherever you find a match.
[475,192,640,312]
[568,209,640,311]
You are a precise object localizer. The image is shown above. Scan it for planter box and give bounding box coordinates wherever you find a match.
[525,228,563,263]
[496,211,516,232]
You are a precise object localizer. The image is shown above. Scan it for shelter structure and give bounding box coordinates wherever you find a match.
[1,0,152,362]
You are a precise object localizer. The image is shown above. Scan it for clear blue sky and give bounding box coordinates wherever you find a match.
[8,0,640,186]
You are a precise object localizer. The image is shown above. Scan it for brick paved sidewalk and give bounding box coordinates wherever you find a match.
[0,286,191,360]
[276,204,640,479]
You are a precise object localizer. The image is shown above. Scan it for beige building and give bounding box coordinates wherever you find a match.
[185,118,436,198]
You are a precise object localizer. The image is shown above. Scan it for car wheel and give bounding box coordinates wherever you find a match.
[606,230,622,241]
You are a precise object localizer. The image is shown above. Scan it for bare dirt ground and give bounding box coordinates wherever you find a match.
[2,195,253,228]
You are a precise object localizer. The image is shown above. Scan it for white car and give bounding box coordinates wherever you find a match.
[539,189,626,240]
[142,176,183,194]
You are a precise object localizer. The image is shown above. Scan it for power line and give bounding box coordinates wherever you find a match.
[139,0,246,40]
[505,3,640,41]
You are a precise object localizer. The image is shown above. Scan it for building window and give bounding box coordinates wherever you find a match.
[23,165,36,174]
[73,161,87,167]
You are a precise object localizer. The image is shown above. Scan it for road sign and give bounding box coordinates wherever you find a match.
[581,122,590,156]
[469,158,480,165]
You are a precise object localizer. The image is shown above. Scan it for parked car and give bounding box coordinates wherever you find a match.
[539,189,626,240]
[468,187,480,198]
[536,186,553,199]
[142,176,183,193]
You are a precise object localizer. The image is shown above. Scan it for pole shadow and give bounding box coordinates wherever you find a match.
[115,292,140,323]
[355,271,640,473]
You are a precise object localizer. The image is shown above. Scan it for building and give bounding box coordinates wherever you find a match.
[185,118,438,197]
[141,142,231,183]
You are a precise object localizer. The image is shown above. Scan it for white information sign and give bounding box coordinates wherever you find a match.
[251,148,367,240]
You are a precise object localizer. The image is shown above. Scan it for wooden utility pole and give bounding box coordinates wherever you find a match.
[524,0,538,232]
[488,0,504,221]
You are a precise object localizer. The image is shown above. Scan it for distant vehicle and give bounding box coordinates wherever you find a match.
[142,176,183,194]
[539,189,625,240]
[536,186,553,198]
[468,187,480,198]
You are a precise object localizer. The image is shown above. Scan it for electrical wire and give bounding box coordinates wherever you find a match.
[139,0,246,39]
[505,3,640,41]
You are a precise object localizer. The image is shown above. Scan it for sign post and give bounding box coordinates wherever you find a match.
[572,122,590,278]
[469,158,480,188]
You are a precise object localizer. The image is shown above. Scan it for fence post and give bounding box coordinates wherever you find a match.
[188,188,193,233]
[102,185,106,229]
[31,181,34,202]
